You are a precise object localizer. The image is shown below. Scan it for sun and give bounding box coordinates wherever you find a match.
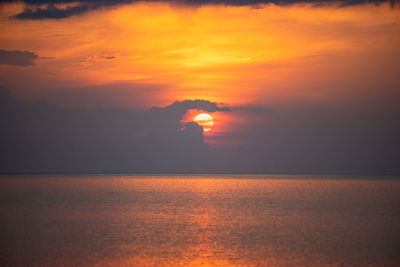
[194,113,214,132]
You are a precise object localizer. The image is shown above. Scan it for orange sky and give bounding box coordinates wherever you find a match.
[1,2,399,110]
[0,1,400,172]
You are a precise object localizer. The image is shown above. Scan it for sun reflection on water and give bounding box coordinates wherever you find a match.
[1,176,400,266]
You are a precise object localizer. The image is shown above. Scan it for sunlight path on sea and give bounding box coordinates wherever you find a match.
[1,175,399,266]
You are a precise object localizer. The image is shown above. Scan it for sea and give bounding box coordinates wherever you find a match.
[1,174,399,266]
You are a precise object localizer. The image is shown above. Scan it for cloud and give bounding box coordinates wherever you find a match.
[81,54,118,66]
[151,99,230,114]
[6,0,395,20]
[231,105,272,113]
[40,83,169,109]
[13,3,90,19]
[1,86,399,173]
[0,87,227,172]
[0,49,39,66]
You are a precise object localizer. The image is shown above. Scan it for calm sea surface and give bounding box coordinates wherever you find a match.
[1,175,399,266]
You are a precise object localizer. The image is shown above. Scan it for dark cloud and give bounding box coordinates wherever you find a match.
[13,4,90,19]
[0,87,227,172]
[4,0,396,20]
[0,49,39,66]
[232,105,272,113]
[42,83,166,109]
[209,103,400,174]
[151,99,230,114]
[1,86,399,174]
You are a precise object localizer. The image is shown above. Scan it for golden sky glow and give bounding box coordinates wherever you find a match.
[1,2,399,109]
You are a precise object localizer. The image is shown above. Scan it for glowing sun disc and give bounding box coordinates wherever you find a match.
[194,113,214,132]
